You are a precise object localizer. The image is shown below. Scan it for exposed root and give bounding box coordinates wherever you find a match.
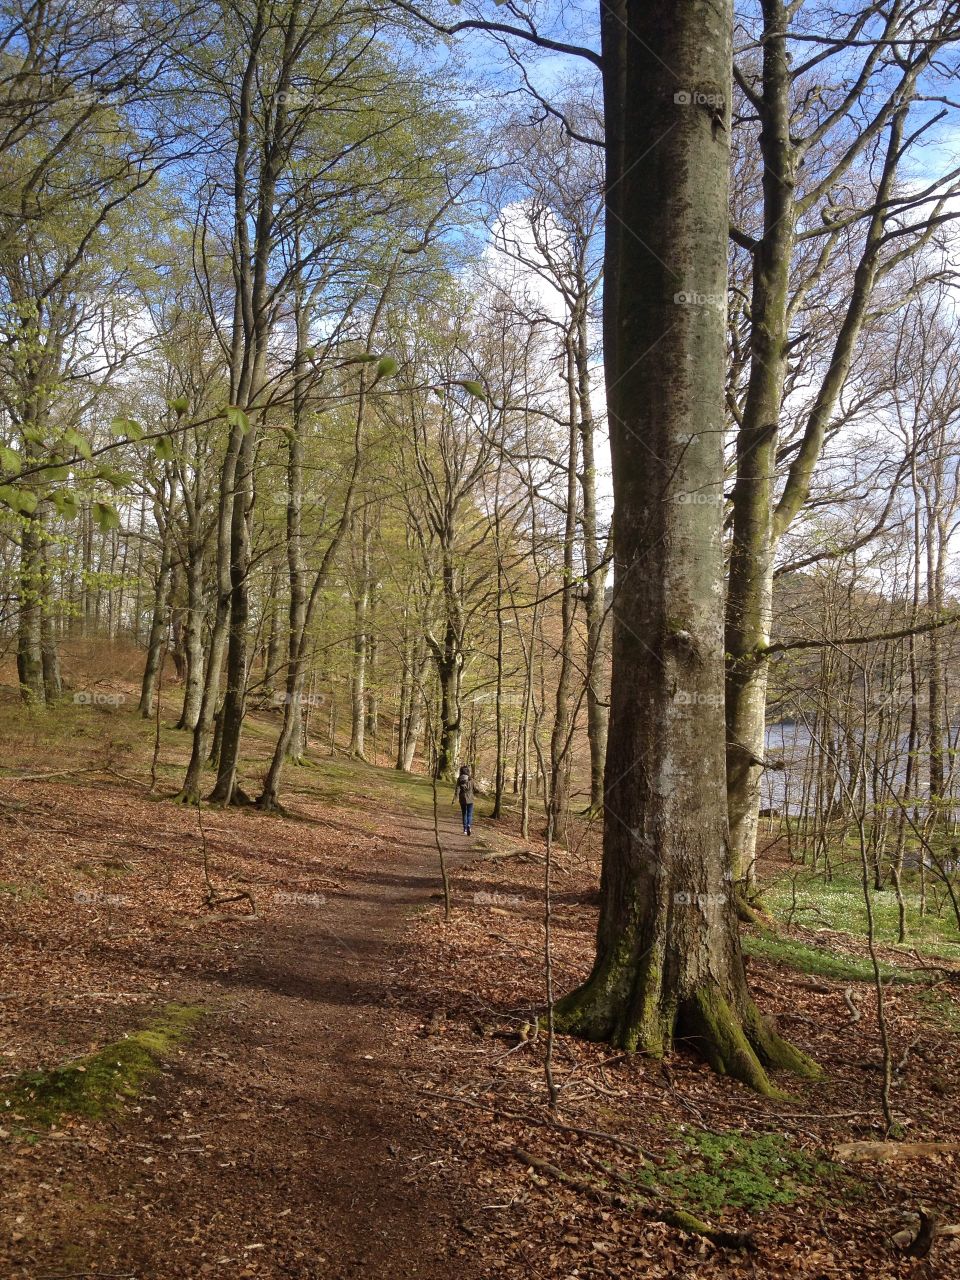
[555,968,820,1095]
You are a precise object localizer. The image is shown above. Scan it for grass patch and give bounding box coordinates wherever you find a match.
[628,1129,838,1214]
[0,1003,202,1129]
[743,929,927,985]
[762,861,960,962]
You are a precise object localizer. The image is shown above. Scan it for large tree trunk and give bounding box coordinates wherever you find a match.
[723,0,794,884]
[554,0,816,1093]
[435,638,462,779]
[209,425,256,805]
[176,417,244,805]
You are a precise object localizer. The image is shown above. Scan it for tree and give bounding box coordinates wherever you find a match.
[724,0,960,884]
[552,0,816,1091]
[494,96,607,819]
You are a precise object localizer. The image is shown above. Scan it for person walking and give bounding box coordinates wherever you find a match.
[453,764,474,835]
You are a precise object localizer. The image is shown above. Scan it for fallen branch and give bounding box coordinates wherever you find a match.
[425,1089,655,1160]
[844,987,861,1023]
[892,1208,942,1258]
[512,1145,630,1205]
[196,795,256,916]
[510,1147,754,1249]
[0,767,102,783]
[835,1140,960,1163]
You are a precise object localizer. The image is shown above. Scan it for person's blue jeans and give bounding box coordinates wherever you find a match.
[461,802,474,832]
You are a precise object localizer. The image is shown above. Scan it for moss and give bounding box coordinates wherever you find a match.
[627,1128,839,1214]
[553,930,656,1047]
[0,880,46,900]
[680,986,786,1098]
[917,988,960,1036]
[0,1003,202,1128]
[741,999,821,1080]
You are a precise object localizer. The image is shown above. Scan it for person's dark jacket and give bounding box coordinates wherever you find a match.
[455,773,474,806]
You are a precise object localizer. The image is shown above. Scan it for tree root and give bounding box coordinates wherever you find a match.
[554,969,820,1095]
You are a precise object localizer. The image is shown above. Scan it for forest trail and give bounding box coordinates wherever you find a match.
[184,801,480,1280]
[0,745,485,1280]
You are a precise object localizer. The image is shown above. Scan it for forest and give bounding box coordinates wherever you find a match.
[3,0,960,1277]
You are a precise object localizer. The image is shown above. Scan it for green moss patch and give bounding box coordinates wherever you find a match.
[0,1003,202,1128]
[743,929,926,985]
[628,1129,838,1214]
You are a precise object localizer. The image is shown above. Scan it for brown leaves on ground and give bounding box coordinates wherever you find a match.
[398,814,960,1279]
[2,684,960,1277]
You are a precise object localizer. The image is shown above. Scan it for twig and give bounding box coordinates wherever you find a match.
[0,767,102,782]
[510,1147,754,1249]
[196,796,256,915]
[512,1145,630,1204]
[424,1089,655,1159]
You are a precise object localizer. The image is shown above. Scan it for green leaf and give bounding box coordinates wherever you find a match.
[154,435,175,462]
[92,500,120,531]
[458,380,487,400]
[357,353,380,364]
[98,465,133,490]
[0,484,38,515]
[222,405,251,434]
[22,427,44,445]
[110,416,143,441]
[168,395,189,416]
[46,464,70,482]
[375,356,398,378]
[63,428,92,461]
[53,489,81,520]
[0,446,21,475]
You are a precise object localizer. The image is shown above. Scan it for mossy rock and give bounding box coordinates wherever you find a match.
[0,1003,202,1128]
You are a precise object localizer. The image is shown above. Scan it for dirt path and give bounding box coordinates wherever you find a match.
[4,789,485,1279]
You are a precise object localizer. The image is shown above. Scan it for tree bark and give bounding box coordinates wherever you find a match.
[17,511,45,704]
[139,520,173,718]
[554,0,816,1092]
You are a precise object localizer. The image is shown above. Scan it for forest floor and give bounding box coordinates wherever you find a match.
[2,656,960,1277]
